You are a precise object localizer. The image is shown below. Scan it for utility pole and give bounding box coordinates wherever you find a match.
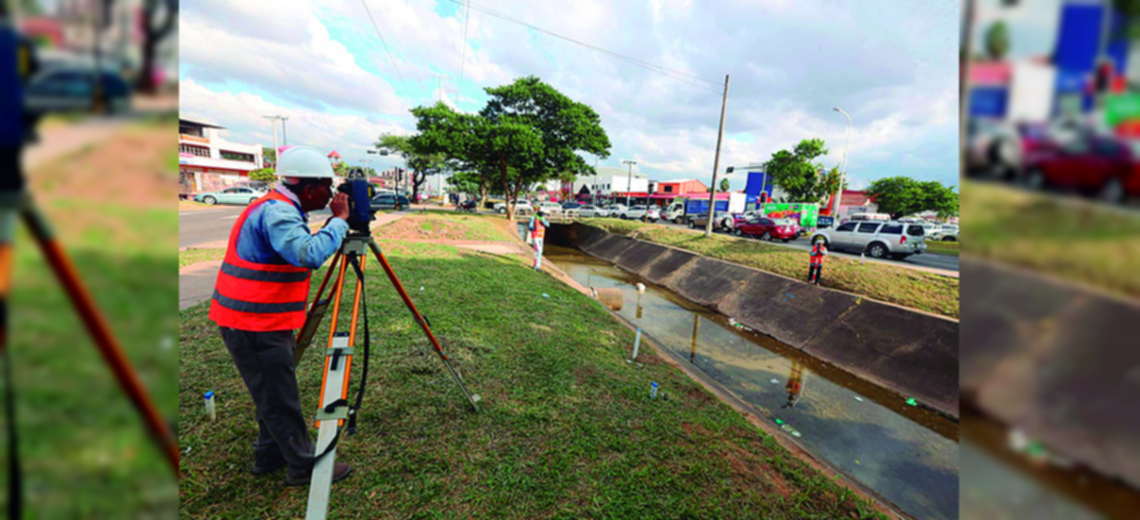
[280,115,289,146]
[833,107,852,220]
[593,156,599,204]
[705,74,730,238]
[263,115,280,173]
[960,0,976,182]
[622,160,637,207]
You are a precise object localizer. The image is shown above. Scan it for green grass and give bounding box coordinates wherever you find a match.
[961,181,1140,299]
[179,241,888,519]
[924,241,959,257]
[375,212,512,242]
[586,219,959,319]
[180,248,226,268]
[4,202,178,517]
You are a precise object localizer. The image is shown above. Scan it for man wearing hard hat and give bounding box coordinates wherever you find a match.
[209,145,354,486]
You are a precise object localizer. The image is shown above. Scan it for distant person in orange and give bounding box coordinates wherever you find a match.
[782,360,806,409]
[807,239,827,285]
[528,210,550,270]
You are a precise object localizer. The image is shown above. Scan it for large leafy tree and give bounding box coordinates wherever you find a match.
[866,176,959,219]
[479,76,611,218]
[448,170,486,203]
[766,138,845,203]
[249,167,277,186]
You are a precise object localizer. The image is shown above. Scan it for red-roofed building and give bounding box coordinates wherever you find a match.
[822,190,878,220]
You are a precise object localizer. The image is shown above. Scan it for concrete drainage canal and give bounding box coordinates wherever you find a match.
[522,223,959,520]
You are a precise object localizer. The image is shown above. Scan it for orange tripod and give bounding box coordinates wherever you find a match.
[0,192,178,517]
[294,231,479,520]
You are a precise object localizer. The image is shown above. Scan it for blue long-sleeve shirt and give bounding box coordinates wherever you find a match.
[234,184,348,269]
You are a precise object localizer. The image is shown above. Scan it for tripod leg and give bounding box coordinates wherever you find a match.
[316,254,350,427]
[20,205,178,473]
[294,252,343,367]
[365,239,480,411]
[0,206,22,516]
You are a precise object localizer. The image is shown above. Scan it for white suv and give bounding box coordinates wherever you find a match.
[620,205,660,222]
[810,221,927,260]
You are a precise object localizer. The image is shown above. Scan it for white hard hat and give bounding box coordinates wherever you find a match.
[277,145,335,179]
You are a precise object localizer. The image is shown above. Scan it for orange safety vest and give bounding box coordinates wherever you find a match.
[809,242,826,266]
[209,191,313,331]
[532,218,546,239]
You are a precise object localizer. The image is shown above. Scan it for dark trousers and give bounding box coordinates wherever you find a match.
[1,147,25,193]
[808,263,822,285]
[220,327,314,472]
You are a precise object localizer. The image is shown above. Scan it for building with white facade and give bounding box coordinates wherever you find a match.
[179,118,265,195]
[586,166,649,201]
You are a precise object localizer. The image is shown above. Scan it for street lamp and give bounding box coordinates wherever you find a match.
[369,149,401,194]
[833,107,852,220]
[622,159,637,207]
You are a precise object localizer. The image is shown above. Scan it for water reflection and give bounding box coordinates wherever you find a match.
[547,246,959,520]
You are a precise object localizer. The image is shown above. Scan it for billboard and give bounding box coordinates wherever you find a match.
[761,203,819,228]
[1007,61,1057,123]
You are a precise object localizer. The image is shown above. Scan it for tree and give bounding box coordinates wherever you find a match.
[374,133,446,202]
[866,177,959,219]
[249,167,277,187]
[448,170,487,203]
[766,139,845,203]
[333,162,347,178]
[719,178,730,192]
[263,147,277,169]
[138,0,178,94]
[985,21,1009,60]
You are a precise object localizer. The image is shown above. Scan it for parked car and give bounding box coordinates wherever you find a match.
[370,193,411,211]
[562,202,584,210]
[687,214,712,229]
[809,221,927,260]
[1023,134,1140,204]
[733,217,798,242]
[718,211,757,232]
[494,199,529,213]
[535,202,562,214]
[966,119,1021,179]
[937,225,959,241]
[576,204,610,218]
[620,205,659,222]
[24,66,133,115]
[194,186,266,205]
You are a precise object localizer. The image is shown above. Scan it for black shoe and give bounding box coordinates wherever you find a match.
[252,452,288,475]
[285,462,353,486]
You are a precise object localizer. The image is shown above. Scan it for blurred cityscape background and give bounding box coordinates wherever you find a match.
[961,0,1140,518]
[3,0,178,517]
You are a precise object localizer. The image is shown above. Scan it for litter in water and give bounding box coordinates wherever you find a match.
[542,293,550,298]
[905,398,918,407]
[770,378,780,384]
[853,396,864,402]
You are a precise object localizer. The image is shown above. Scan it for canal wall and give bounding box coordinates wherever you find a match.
[551,222,959,418]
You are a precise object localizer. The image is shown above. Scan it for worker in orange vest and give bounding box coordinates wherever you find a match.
[528,210,549,270]
[807,240,827,285]
[209,145,354,486]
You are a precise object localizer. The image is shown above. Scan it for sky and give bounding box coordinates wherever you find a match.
[180,0,963,192]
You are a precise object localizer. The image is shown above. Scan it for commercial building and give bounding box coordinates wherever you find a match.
[178,118,265,195]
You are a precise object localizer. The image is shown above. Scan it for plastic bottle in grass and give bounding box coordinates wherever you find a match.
[204,391,216,421]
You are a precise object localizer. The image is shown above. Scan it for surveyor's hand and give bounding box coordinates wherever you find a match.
[330,193,350,220]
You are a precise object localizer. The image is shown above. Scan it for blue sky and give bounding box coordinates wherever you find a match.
[181,0,963,192]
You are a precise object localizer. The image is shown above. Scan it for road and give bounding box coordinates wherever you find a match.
[650,218,960,276]
[180,205,333,248]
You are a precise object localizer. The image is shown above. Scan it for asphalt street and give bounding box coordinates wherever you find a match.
[179,205,333,248]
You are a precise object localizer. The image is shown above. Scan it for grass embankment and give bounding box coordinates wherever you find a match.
[585,219,959,319]
[179,248,226,268]
[374,211,512,242]
[4,124,179,516]
[179,240,887,519]
[961,181,1140,299]
[924,241,959,257]
[179,200,215,211]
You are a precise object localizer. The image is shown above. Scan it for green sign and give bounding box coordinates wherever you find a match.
[760,203,819,228]
[1105,94,1140,127]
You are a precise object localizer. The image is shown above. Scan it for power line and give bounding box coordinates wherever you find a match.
[360,0,412,98]
[456,0,472,104]
[442,0,723,95]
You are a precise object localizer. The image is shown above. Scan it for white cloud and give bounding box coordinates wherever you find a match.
[181,0,960,188]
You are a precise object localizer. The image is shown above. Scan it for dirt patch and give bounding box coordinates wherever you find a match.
[32,127,176,208]
[722,442,794,499]
[681,422,711,437]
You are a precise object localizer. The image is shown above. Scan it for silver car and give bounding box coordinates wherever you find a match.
[809,221,927,260]
[577,204,609,218]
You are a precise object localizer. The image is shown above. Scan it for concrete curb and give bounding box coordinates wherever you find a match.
[558,222,960,418]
